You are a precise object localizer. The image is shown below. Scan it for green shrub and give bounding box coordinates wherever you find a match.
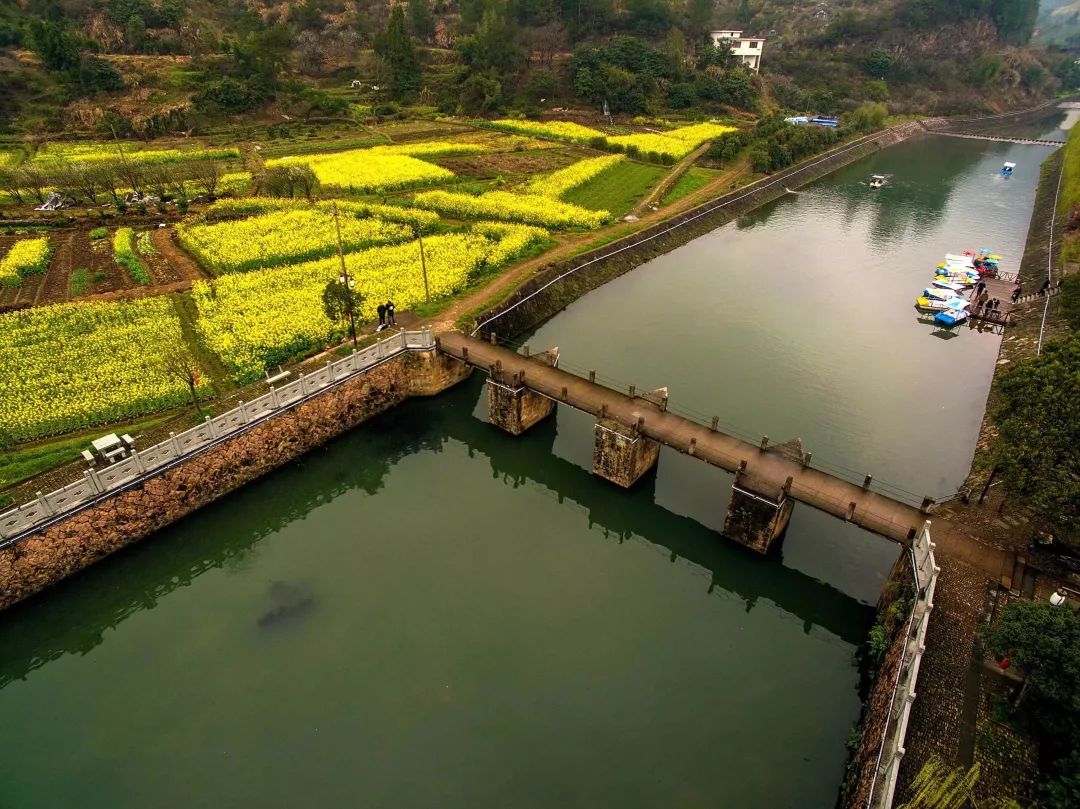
[1062,272,1080,332]
[88,227,108,240]
[867,623,888,659]
[69,267,89,296]
[112,227,151,284]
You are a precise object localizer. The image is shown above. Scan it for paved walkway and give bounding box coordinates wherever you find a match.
[438,332,1012,576]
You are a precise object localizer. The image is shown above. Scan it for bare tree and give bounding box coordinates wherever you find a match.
[0,168,25,204]
[161,347,206,415]
[69,162,103,204]
[187,158,223,197]
[296,30,329,76]
[96,160,126,205]
[17,165,51,204]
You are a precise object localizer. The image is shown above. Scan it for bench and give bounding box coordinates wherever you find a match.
[81,450,95,465]
[265,366,291,385]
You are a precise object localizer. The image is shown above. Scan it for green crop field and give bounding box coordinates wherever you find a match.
[661,167,721,206]
[563,160,667,218]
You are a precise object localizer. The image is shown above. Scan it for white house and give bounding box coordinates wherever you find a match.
[709,30,765,72]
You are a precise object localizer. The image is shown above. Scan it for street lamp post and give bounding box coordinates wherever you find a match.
[331,201,358,346]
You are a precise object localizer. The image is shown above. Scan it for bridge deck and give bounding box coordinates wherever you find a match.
[438,332,1011,575]
[926,131,1065,147]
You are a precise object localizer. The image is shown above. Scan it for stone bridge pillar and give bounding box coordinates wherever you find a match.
[722,438,802,554]
[592,388,666,489]
[486,348,559,435]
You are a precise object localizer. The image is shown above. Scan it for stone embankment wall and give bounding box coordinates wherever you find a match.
[0,351,470,611]
[841,552,917,808]
[474,122,923,340]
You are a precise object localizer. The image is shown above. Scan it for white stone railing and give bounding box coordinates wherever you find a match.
[0,329,435,546]
[868,520,941,808]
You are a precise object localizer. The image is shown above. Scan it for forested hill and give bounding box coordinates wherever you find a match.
[0,0,1076,136]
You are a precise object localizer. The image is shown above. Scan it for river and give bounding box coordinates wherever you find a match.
[0,119,1065,809]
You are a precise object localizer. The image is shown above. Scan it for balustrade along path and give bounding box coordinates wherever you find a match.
[0,111,1070,809]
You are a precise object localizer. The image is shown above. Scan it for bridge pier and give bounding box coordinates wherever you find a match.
[485,348,559,435]
[722,439,803,554]
[592,388,666,488]
[593,417,660,488]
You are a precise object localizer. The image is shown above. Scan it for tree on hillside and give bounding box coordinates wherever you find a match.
[737,0,752,24]
[991,0,1039,44]
[686,0,714,42]
[375,5,422,102]
[27,20,80,70]
[408,0,437,42]
[990,335,1080,540]
[982,598,1080,807]
[458,6,523,77]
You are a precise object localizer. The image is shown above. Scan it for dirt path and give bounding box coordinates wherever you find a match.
[241,142,266,197]
[632,141,713,217]
[153,227,210,281]
[40,231,76,304]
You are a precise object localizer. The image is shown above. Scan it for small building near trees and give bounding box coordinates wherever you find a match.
[709,30,765,72]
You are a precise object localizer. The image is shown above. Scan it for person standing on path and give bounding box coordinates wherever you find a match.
[377,303,386,328]
[387,300,396,325]
[1040,279,1051,295]
[1011,284,1022,303]
[979,291,990,312]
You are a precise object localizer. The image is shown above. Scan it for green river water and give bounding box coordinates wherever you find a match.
[0,119,1068,808]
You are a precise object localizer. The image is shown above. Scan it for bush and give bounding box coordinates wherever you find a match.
[113,227,151,284]
[1062,274,1080,332]
[846,102,888,132]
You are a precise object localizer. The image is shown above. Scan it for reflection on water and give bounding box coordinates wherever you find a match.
[0,380,875,809]
[0,122,1062,809]
[528,132,1051,499]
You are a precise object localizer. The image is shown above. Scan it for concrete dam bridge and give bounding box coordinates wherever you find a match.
[925,131,1065,147]
[437,332,1006,572]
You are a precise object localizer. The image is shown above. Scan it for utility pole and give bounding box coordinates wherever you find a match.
[332,201,358,346]
[416,226,430,303]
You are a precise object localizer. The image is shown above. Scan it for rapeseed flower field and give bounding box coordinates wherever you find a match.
[266,142,483,193]
[411,190,609,229]
[177,209,413,274]
[0,298,207,442]
[0,237,52,287]
[527,154,625,198]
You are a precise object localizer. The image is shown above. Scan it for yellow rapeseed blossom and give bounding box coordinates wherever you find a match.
[608,123,736,159]
[485,120,607,144]
[472,222,551,267]
[411,190,609,229]
[177,210,413,274]
[33,142,239,164]
[192,233,493,381]
[192,224,550,381]
[204,197,442,231]
[0,237,52,287]
[527,154,625,198]
[266,142,483,193]
[0,297,208,442]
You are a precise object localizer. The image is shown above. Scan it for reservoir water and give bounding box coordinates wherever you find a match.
[0,125,1064,808]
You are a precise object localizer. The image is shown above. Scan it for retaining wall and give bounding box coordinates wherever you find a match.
[474,122,923,340]
[0,349,471,610]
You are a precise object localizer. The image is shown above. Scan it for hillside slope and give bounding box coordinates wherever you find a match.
[0,0,1075,135]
